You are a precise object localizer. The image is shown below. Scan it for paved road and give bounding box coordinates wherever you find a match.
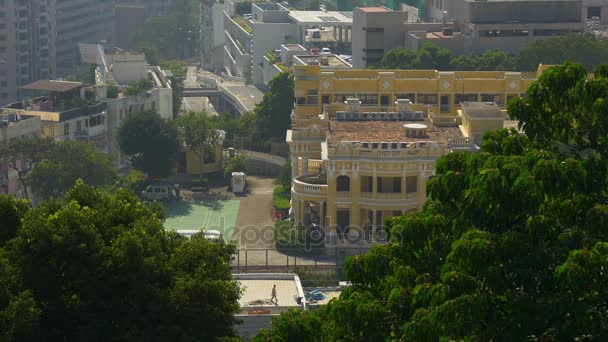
[232,177,275,249]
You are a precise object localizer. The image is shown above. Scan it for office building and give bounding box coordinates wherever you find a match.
[55,0,114,75]
[287,63,542,245]
[353,1,586,68]
[200,0,225,72]
[0,0,55,105]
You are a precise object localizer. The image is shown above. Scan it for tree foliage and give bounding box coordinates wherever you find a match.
[28,141,117,200]
[381,34,608,72]
[117,111,180,178]
[0,137,53,200]
[133,0,198,60]
[253,72,294,142]
[257,63,608,340]
[177,111,221,178]
[0,181,241,341]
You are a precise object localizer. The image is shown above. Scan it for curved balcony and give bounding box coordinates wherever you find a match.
[292,174,327,199]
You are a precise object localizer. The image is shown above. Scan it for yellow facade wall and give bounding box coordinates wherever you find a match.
[184,145,223,175]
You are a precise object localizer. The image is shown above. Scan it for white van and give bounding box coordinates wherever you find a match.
[321,47,331,55]
[175,229,223,241]
[141,184,171,201]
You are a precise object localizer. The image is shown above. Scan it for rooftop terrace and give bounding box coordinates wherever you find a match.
[327,117,464,144]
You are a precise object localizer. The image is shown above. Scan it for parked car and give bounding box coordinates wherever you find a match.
[321,47,331,55]
[141,184,174,201]
[203,229,223,241]
[310,47,319,55]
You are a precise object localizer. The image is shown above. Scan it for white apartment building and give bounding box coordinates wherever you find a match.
[221,0,352,86]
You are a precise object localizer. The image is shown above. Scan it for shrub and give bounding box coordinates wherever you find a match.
[273,186,290,210]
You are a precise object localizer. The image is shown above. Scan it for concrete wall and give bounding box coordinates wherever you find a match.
[0,116,41,142]
[184,145,223,175]
[111,55,148,84]
[467,0,581,24]
[114,5,146,51]
[252,3,291,23]
[236,315,274,339]
[352,8,409,68]
[252,22,299,71]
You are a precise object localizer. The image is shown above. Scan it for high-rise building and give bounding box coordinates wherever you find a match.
[0,0,56,105]
[54,0,114,75]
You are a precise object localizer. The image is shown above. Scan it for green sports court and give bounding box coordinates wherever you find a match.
[163,199,240,242]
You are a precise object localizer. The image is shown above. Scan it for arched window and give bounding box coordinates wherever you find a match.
[337,175,350,192]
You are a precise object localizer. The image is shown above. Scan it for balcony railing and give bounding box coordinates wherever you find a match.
[360,192,418,200]
[293,174,328,196]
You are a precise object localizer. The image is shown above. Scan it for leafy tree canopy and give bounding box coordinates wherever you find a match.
[381,33,608,72]
[0,137,53,200]
[253,72,294,142]
[0,181,241,341]
[256,64,608,340]
[28,140,117,200]
[117,111,180,178]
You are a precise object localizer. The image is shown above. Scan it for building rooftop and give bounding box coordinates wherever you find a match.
[294,55,351,68]
[461,101,505,119]
[234,273,304,312]
[21,80,84,93]
[327,117,464,144]
[358,7,391,13]
[254,2,287,11]
[288,11,353,25]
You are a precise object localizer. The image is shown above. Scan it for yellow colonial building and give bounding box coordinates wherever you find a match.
[288,62,543,246]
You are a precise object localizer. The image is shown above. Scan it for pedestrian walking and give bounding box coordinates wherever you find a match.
[271,284,277,303]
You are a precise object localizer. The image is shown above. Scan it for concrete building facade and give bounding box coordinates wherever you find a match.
[54,0,114,75]
[354,1,586,68]
[91,48,173,157]
[200,0,225,72]
[0,80,109,151]
[582,0,608,24]
[221,0,352,85]
[287,64,542,245]
[0,0,55,105]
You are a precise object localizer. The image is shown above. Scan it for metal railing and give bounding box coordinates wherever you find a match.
[230,247,374,272]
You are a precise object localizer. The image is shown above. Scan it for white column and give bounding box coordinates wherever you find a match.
[291,156,298,178]
[302,157,309,175]
[371,209,377,242]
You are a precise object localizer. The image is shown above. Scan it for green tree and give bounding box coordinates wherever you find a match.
[254,72,294,143]
[0,195,30,245]
[516,33,608,71]
[117,111,180,178]
[274,159,292,189]
[0,181,241,340]
[138,44,160,65]
[122,79,153,97]
[0,137,53,200]
[257,63,608,340]
[28,141,117,199]
[177,111,221,181]
[106,84,119,99]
